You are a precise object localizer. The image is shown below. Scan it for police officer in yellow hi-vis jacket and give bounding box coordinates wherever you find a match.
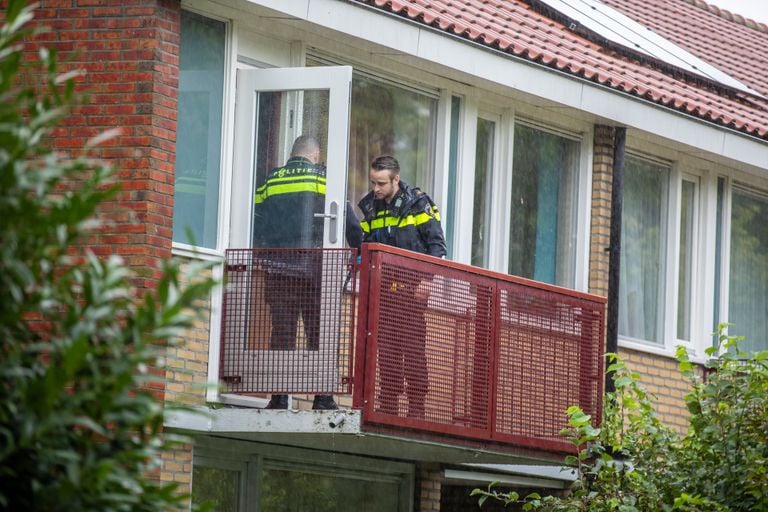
[253,135,361,411]
[358,155,446,419]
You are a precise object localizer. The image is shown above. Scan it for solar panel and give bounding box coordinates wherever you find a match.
[537,0,764,98]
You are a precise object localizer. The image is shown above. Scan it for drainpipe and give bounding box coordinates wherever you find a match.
[605,127,626,394]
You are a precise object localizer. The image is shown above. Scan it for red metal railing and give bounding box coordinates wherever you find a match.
[220,245,605,455]
[353,244,605,454]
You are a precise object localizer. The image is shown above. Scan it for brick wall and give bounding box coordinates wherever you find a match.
[618,348,691,431]
[29,0,181,290]
[589,124,614,299]
[164,259,213,406]
[416,463,442,511]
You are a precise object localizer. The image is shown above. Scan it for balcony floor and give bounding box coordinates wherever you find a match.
[166,406,566,465]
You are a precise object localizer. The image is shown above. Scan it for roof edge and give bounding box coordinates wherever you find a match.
[687,0,768,33]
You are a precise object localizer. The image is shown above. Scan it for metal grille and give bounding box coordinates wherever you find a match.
[220,248,357,394]
[356,244,605,454]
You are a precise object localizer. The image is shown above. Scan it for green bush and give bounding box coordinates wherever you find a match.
[0,1,215,510]
[473,329,768,511]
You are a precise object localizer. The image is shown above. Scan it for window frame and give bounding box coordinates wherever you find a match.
[193,437,415,512]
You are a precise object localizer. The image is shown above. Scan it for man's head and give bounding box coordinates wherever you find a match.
[291,135,321,164]
[369,155,400,203]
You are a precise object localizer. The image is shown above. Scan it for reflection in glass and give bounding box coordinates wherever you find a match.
[677,180,695,341]
[727,186,768,352]
[445,96,461,258]
[251,89,330,250]
[173,11,225,248]
[619,156,668,344]
[260,467,399,512]
[472,118,495,268]
[191,465,240,512]
[508,124,579,286]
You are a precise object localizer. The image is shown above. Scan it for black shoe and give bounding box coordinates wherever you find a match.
[312,395,338,410]
[265,394,288,409]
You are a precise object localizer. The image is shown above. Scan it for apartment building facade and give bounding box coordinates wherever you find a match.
[27,0,768,510]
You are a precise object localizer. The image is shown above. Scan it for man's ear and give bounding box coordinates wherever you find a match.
[392,173,400,188]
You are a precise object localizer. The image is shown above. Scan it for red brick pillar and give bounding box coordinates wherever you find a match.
[29,0,181,288]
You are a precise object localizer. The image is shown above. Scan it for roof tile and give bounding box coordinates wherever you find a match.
[354,0,768,141]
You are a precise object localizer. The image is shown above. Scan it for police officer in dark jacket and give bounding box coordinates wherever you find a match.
[253,135,362,411]
[358,155,446,419]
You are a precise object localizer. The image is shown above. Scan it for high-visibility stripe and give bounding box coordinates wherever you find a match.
[360,209,440,232]
[254,176,326,204]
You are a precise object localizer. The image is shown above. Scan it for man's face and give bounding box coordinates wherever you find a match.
[369,168,400,203]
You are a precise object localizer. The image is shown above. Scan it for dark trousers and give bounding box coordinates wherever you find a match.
[265,273,321,351]
[378,286,428,418]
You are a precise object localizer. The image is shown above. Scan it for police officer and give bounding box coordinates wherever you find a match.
[358,155,447,419]
[254,135,361,410]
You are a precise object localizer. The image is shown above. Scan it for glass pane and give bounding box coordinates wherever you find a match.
[677,180,695,341]
[728,187,768,352]
[471,118,495,268]
[260,467,399,512]
[192,465,240,512]
[619,157,668,344]
[713,177,725,335]
[445,95,461,258]
[251,89,330,249]
[346,73,437,205]
[508,124,580,286]
[173,11,225,248]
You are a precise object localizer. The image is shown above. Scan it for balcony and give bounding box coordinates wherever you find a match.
[218,244,605,458]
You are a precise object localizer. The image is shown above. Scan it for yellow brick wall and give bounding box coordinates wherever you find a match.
[617,348,691,431]
[416,463,442,511]
[161,258,214,506]
[588,125,614,299]
[163,259,214,406]
[161,443,194,507]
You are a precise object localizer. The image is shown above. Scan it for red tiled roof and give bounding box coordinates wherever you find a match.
[353,0,768,141]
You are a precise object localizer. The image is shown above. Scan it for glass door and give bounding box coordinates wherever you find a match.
[225,66,353,396]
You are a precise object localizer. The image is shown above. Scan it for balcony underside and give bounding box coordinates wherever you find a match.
[166,407,566,465]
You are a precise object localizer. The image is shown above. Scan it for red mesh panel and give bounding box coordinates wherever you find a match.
[494,285,605,452]
[220,248,356,395]
[356,244,605,454]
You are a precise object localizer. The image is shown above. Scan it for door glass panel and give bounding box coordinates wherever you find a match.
[261,467,399,512]
[192,466,240,512]
[252,89,330,249]
[471,117,495,268]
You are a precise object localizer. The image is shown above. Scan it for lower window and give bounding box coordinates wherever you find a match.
[191,438,413,512]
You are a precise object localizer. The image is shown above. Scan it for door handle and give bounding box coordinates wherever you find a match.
[314,200,339,244]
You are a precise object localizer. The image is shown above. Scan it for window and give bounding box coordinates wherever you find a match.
[676,177,697,342]
[348,76,437,204]
[619,156,669,345]
[192,439,413,512]
[508,123,580,287]
[445,95,462,258]
[173,11,226,248]
[723,184,768,352]
[261,466,400,511]
[471,117,496,268]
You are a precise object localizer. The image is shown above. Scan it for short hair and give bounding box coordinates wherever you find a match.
[370,155,400,175]
[291,135,320,158]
